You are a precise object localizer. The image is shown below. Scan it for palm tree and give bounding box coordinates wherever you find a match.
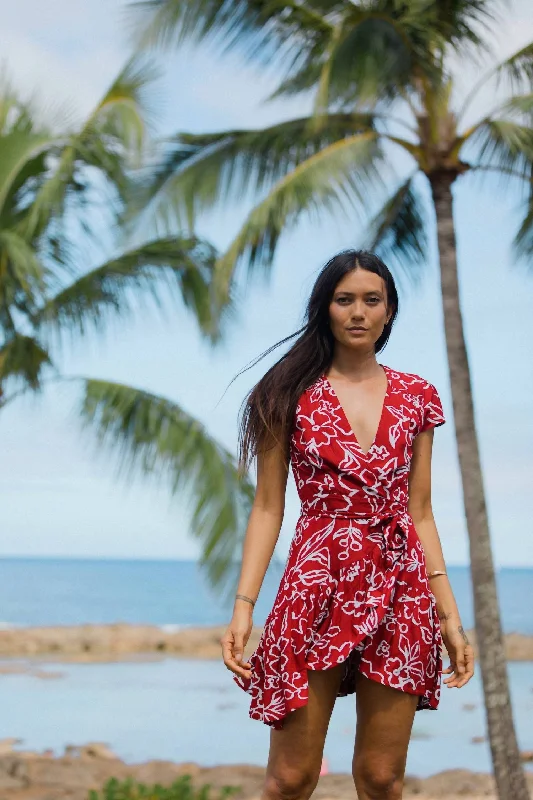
[0,62,254,597]
[130,1,533,797]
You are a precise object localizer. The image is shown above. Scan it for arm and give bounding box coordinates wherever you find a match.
[408,428,475,688]
[220,435,290,679]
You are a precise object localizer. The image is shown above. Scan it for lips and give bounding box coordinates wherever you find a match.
[348,327,367,331]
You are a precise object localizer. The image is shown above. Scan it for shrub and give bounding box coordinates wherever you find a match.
[88,774,241,800]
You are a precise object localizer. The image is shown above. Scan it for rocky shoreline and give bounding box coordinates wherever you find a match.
[0,740,531,800]
[0,624,533,663]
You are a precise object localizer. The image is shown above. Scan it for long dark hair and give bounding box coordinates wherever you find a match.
[236,249,399,474]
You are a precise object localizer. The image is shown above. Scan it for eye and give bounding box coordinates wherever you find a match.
[366,297,380,304]
[335,296,351,305]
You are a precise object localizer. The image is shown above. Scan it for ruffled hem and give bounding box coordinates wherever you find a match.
[233,560,442,729]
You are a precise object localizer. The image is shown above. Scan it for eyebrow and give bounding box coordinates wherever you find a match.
[334,290,384,297]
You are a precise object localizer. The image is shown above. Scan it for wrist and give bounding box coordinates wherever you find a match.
[234,594,255,614]
[438,609,461,623]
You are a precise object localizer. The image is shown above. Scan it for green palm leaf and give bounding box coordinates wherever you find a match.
[302,6,435,108]
[458,40,533,122]
[80,379,255,597]
[132,0,332,64]
[23,57,158,241]
[0,131,54,222]
[143,114,376,229]
[0,230,48,331]
[0,334,52,392]
[515,197,533,260]
[468,119,533,180]
[214,131,384,293]
[494,93,533,120]
[430,0,497,51]
[37,236,224,342]
[495,41,533,91]
[365,175,428,283]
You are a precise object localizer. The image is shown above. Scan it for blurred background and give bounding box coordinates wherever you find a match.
[0,0,532,796]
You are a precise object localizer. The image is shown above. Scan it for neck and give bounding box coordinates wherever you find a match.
[328,347,382,381]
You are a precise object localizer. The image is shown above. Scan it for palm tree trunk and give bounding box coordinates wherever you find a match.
[430,170,529,800]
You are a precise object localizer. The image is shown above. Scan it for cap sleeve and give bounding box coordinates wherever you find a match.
[420,381,446,432]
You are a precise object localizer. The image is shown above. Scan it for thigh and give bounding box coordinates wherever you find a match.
[353,673,418,776]
[265,663,344,780]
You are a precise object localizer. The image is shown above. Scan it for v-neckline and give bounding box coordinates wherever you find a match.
[322,364,390,457]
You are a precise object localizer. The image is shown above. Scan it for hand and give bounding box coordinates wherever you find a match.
[220,607,253,680]
[440,615,475,688]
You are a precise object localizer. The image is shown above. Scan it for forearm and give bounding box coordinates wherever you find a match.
[233,503,284,614]
[411,510,460,620]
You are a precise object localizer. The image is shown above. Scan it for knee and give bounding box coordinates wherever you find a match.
[353,759,404,799]
[263,767,319,800]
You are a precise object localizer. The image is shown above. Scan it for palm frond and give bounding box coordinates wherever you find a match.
[22,57,159,241]
[87,56,159,156]
[273,0,496,108]
[80,379,255,597]
[365,175,428,284]
[214,131,384,294]
[430,0,499,53]
[514,200,533,260]
[0,132,54,222]
[0,230,48,328]
[131,0,332,66]
[142,113,377,230]
[314,8,432,107]
[0,334,52,392]
[458,40,533,122]
[495,41,533,92]
[467,119,533,180]
[514,162,533,262]
[0,79,37,137]
[37,236,224,342]
[492,93,533,122]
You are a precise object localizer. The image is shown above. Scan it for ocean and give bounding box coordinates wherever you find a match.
[0,557,532,632]
[0,558,531,778]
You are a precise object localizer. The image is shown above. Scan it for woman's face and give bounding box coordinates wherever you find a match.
[328,268,391,350]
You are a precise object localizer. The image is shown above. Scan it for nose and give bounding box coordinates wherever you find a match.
[349,303,366,320]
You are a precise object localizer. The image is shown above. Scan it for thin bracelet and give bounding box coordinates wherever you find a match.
[235,593,256,607]
[427,570,447,579]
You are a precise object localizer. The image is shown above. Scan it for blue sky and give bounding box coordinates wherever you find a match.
[0,0,532,566]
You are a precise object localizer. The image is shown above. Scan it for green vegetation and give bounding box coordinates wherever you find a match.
[88,774,240,800]
[0,59,254,599]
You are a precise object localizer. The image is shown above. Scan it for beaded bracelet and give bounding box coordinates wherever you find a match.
[235,593,256,607]
[427,570,447,579]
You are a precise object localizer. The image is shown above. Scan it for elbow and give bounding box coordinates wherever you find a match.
[252,495,285,524]
[408,498,434,527]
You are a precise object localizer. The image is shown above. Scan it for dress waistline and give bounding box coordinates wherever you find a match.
[300,507,408,521]
[298,506,411,570]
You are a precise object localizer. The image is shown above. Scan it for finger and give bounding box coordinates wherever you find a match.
[443,661,458,686]
[233,634,246,664]
[221,636,234,666]
[455,646,466,678]
[457,647,475,686]
[225,660,252,680]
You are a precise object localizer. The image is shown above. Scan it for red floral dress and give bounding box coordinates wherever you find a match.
[234,364,446,729]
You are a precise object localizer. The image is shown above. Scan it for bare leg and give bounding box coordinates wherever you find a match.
[261,663,344,800]
[352,673,419,800]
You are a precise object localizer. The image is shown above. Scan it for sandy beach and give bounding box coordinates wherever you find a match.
[0,739,531,800]
[0,623,532,663]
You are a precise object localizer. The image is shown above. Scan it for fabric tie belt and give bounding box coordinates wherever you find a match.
[299,506,411,571]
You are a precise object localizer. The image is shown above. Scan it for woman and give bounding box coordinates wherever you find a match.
[221,250,475,800]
